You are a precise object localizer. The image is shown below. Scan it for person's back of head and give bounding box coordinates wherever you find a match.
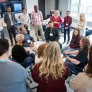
[37,43,48,58]
[0,38,9,57]
[86,44,92,77]
[39,41,66,80]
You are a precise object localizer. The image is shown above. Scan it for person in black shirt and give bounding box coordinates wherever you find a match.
[45,21,59,42]
[12,34,35,68]
[45,21,62,49]
[65,37,90,74]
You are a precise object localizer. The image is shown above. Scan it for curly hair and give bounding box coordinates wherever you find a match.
[39,42,66,80]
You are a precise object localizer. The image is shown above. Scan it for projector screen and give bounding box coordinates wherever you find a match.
[14,3,22,12]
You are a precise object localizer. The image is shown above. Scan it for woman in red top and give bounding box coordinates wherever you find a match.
[50,10,62,29]
[32,42,69,92]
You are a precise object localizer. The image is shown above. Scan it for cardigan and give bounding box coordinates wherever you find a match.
[70,72,92,92]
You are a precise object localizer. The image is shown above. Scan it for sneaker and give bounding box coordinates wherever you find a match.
[66,41,69,44]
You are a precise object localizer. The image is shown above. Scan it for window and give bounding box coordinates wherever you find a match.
[70,0,92,21]
[80,0,92,21]
[70,0,79,17]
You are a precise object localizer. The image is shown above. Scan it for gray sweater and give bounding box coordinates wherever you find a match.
[0,61,29,92]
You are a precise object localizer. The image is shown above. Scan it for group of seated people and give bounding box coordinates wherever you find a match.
[0,36,92,92]
[11,25,36,68]
[0,17,92,92]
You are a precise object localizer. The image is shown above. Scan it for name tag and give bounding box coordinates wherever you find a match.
[66,23,68,26]
[27,40,31,43]
[49,33,53,36]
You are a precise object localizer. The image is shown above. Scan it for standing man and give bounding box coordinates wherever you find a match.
[4,6,17,45]
[63,11,72,44]
[31,5,44,41]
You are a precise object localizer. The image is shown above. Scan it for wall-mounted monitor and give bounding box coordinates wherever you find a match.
[14,3,22,12]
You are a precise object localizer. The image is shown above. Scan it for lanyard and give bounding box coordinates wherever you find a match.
[0,60,8,63]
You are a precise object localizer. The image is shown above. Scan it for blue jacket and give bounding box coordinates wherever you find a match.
[23,33,34,47]
[0,61,29,92]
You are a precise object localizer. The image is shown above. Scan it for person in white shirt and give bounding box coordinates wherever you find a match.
[20,8,30,28]
[77,13,87,36]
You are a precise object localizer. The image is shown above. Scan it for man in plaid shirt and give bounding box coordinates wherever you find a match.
[31,5,44,41]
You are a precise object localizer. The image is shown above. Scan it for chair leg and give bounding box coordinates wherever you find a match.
[27,78,33,83]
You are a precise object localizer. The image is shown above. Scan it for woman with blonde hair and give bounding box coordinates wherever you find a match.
[77,13,87,36]
[32,42,69,92]
[50,10,62,29]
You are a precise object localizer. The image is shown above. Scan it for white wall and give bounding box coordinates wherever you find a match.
[26,0,56,17]
[45,0,55,17]
[26,0,38,13]
[58,0,70,18]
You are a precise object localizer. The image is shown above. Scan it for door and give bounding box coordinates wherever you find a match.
[38,0,45,19]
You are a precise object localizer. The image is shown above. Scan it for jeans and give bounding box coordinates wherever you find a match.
[85,30,92,37]
[66,61,79,75]
[66,61,77,73]
[61,46,79,57]
[66,60,84,75]
[23,53,35,68]
[64,27,70,42]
